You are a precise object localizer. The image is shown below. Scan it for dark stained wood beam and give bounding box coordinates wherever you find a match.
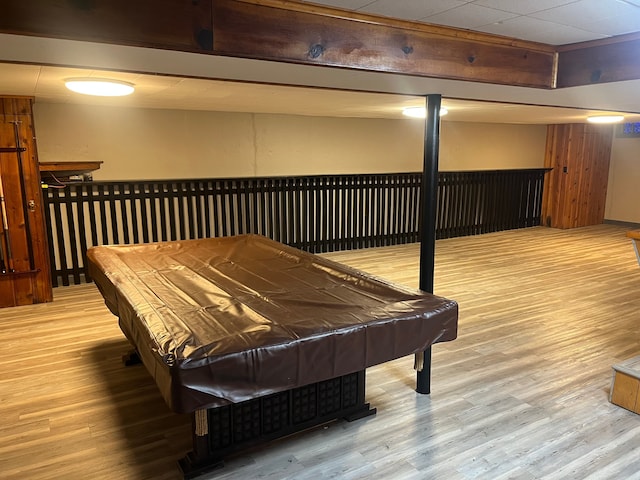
[3,0,640,89]
[0,0,556,89]
[211,0,556,89]
[0,0,214,53]
[556,33,640,87]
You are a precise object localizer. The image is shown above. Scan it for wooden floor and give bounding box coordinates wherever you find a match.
[1,224,640,479]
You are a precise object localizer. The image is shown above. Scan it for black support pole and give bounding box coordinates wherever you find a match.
[416,94,442,395]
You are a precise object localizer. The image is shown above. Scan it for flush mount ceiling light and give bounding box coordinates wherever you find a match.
[64,78,135,97]
[402,106,448,118]
[586,115,624,124]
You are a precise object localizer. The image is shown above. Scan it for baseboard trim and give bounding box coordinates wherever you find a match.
[603,219,640,229]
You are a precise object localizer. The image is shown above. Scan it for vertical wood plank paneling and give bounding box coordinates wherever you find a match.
[542,124,613,229]
[0,97,53,304]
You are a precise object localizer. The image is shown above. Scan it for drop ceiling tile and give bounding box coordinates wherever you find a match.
[529,0,640,30]
[359,0,470,20]
[421,3,518,29]
[579,13,640,35]
[0,63,41,95]
[478,15,607,44]
[471,0,580,15]
[35,66,93,93]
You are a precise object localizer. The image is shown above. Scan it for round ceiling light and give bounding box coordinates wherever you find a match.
[586,115,624,124]
[402,106,448,118]
[65,78,135,97]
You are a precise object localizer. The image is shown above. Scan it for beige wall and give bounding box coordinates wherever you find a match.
[34,104,257,179]
[606,136,640,223]
[33,103,547,181]
[30,101,640,224]
[252,114,424,176]
[440,122,547,170]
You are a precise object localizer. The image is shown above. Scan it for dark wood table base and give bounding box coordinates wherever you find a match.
[178,370,376,479]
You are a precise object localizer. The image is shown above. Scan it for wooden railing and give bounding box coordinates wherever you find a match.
[43,169,548,286]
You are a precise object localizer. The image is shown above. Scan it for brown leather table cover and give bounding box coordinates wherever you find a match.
[87,234,458,413]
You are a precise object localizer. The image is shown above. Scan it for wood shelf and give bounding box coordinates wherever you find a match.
[39,161,103,175]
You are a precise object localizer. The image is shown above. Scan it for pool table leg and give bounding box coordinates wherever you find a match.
[179,409,224,480]
[177,371,375,478]
[415,346,432,394]
[122,349,141,366]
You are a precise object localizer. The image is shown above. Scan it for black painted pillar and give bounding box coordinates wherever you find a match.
[416,94,441,394]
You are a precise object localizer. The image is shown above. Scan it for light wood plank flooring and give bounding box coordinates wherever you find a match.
[1,224,639,479]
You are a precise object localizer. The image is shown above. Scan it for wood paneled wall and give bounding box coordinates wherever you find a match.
[542,123,613,229]
[0,97,52,307]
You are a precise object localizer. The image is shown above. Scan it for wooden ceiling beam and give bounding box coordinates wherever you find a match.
[556,33,640,88]
[211,0,556,89]
[0,0,556,89]
[2,0,640,89]
[0,0,214,53]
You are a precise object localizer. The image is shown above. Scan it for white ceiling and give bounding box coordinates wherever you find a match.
[1,0,640,124]
[305,0,640,45]
[1,62,636,124]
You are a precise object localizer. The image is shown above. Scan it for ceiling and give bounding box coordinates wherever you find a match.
[1,1,640,124]
[1,62,637,124]
[304,0,640,45]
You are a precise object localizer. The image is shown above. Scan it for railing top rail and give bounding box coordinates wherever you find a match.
[51,169,550,188]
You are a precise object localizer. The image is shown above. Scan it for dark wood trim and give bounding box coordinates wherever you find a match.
[39,161,103,172]
[0,0,213,53]
[238,0,555,51]
[211,0,556,88]
[3,0,640,88]
[179,371,375,479]
[0,0,557,89]
[557,33,640,87]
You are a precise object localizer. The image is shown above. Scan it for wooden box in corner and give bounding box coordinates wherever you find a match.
[610,356,640,414]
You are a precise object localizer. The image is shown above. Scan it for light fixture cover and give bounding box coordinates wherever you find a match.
[586,115,624,124]
[402,106,448,118]
[65,78,135,97]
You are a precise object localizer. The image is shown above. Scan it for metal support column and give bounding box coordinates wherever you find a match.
[416,94,442,394]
